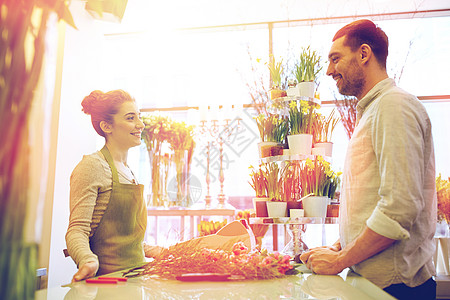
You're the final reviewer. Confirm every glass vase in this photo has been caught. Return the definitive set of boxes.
[148,148,165,207]
[168,149,189,207]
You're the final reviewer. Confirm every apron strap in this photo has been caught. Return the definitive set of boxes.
[100,146,119,183]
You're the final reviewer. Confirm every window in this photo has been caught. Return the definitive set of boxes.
[101,15,450,206]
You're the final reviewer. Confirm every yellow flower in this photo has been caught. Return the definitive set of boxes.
[289,101,297,110]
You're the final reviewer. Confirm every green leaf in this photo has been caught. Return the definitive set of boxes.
[85,0,104,18]
[58,2,77,29]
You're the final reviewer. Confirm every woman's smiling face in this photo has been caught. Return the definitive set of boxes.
[109,101,144,148]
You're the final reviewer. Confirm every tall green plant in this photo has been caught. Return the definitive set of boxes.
[0,1,79,299]
[263,163,285,201]
[249,165,268,198]
[288,101,314,135]
[313,109,340,143]
[255,114,289,143]
[267,54,284,88]
[300,156,340,197]
[294,46,322,83]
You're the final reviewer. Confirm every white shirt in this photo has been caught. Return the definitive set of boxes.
[339,78,437,288]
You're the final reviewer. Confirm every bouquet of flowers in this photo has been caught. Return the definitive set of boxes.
[167,121,196,206]
[133,241,294,280]
[142,114,173,206]
[436,174,450,223]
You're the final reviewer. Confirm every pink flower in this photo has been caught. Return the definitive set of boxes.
[232,242,249,256]
[281,255,290,264]
[262,256,274,265]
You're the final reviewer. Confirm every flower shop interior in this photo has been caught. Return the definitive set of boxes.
[3,0,450,299]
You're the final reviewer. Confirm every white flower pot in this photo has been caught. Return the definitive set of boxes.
[266,201,287,217]
[289,209,304,219]
[287,134,313,155]
[313,142,333,157]
[297,81,315,99]
[311,147,326,156]
[303,196,329,217]
[287,86,299,97]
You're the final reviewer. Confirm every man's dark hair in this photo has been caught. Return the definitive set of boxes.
[333,19,389,69]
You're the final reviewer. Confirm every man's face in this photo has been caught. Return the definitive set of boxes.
[326,36,366,99]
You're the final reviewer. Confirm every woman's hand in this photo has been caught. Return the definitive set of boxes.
[143,243,165,258]
[72,261,99,282]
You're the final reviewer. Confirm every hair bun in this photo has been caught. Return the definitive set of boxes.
[81,90,103,115]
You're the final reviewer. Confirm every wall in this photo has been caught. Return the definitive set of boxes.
[47,2,107,288]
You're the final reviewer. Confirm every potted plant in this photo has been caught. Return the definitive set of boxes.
[294,46,322,99]
[287,100,315,155]
[249,165,269,217]
[255,114,289,158]
[0,1,109,298]
[267,54,287,100]
[300,156,338,217]
[264,163,287,217]
[312,109,340,157]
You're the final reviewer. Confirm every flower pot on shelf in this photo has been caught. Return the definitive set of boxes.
[258,141,280,158]
[303,196,329,217]
[287,201,302,217]
[253,197,270,217]
[326,204,339,217]
[286,86,299,97]
[311,147,326,156]
[270,87,287,100]
[297,81,315,99]
[287,134,313,155]
[290,209,304,219]
[313,142,333,157]
[266,201,287,217]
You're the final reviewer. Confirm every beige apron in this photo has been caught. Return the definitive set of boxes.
[90,146,147,275]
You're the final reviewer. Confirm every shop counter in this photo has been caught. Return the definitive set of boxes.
[35,268,395,300]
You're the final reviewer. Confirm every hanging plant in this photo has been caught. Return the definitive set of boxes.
[0,1,102,299]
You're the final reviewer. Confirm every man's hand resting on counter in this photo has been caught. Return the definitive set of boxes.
[300,227,395,275]
[72,261,99,282]
[300,246,345,275]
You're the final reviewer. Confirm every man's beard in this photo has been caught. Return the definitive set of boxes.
[339,58,365,99]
